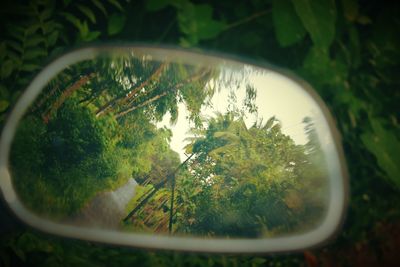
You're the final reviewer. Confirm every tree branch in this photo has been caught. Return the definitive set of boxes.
[42,73,96,123]
[95,62,168,117]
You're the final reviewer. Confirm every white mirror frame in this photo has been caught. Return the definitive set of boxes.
[0,45,348,253]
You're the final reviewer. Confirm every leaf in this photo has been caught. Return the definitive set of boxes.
[77,4,96,24]
[6,40,23,53]
[177,3,226,45]
[1,60,16,79]
[91,0,107,16]
[47,31,59,46]
[292,0,336,48]
[361,119,400,189]
[61,12,82,30]
[272,0,306,47]
[84,31,101,42]
[301,45,348,88]
[108,0,123,11]
[6,25,25,41]
[40,6,54,21]
[107,13,126,36]
[20,63,40,72]
[25,24,40,35]
[0,42,7,60]
[341,0,358,22]
[24,48,47,60]
[0,100,9,112]
[42,21,62,33]
[25,36,46,47]
[145,0,179,11]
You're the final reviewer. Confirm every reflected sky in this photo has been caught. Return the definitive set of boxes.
[158,68,320,161]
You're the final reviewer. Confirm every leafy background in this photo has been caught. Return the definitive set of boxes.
[0,0,399,266]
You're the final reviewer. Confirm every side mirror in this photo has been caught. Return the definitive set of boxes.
[0,46,348,253]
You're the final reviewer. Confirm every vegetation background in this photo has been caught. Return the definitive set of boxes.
[0,0,399,266]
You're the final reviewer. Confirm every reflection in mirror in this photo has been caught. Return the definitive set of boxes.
[10,49,330,239]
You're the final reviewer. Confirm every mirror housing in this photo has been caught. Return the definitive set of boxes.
[0,45,348,253]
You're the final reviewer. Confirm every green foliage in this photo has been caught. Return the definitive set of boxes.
[272,0,306,47]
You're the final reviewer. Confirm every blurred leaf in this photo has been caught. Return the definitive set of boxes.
[40,6,54,21]
[177,3,226,45]
[301,45,348,87]
[24,48,47,60]
[108,13,126,36]
[272,0,306,47]
[91,0,107,16]
[361,119,400,189]
[341,0,358,22]
[108,0,123,11]
[84,31,101,42]
[61,12,82,30]
[25,36,46,47]
[48,31,59,46]
[20,63,40,72]
[0,42,7,60]
[6,40,23,53]
[77,4,97,24]
[1,60,15,79]
[292,0,336,48]
[146,0,175,11]
[0,100,9,112]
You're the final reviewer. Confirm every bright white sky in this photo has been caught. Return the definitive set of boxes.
[158,69,320,161]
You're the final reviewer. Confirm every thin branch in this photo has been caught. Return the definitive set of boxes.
[95,62,168,117]
[224,9,271,31]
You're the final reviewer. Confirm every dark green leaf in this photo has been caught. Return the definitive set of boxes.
[107,13,126,36]
[292,0,336,48]
[1,60,16,79]
[84,31,101,42]
[361,119,400,189]
[20,63,40,72]
[108,0,123,11]
[47,31,59,46]
[6,40,23,53]
[24,48,47,60]
[272,0,306,47]
[91,0,107,16]
[26,24,40,35]
[40,6,54,21]
[77,4,97,24]
[0,100,9,112]
[25,36,46,47]
[61,12,82,30]
[0,42,7,60]
[341,0,358,22]
[145,0,179,11]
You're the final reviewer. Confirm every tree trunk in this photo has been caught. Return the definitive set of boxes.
[42,73,96,123]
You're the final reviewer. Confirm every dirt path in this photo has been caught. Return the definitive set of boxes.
[69,178,138,229]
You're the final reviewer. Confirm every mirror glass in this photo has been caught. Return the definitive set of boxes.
[9,48,333,239]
